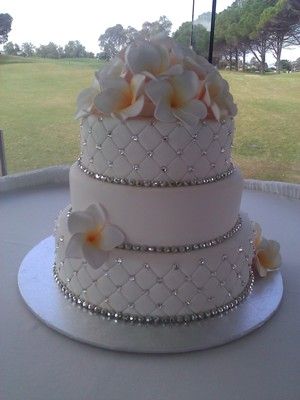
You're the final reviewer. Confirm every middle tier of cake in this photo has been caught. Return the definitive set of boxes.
[70,163,243,246]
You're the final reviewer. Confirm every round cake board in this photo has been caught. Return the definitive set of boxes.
[18,237,283,354]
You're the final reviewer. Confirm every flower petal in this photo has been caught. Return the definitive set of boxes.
[65,233,84,258]
[130,74,145,100]
[210,102,221,122]
[163,64,183,76]
[180,99,207,120]
[101,77,128,92]
[68,211,94,234]
[119,95,145,119]
[170,70,200,103]
[126,42,168,75]
[183,56,208,80]
[75,87,99,119]
[96,57,124,88]
[82,244,109,269]
[173,108,199,126]
[253,222,262,247]
[86,203,106,226]
[146,79,173,104]
[100,225,125,251]
[155,98,177,122]
[94,87,131,114]
[255,257,268,277]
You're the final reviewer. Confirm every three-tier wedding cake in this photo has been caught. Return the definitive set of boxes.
[53,36,280,324]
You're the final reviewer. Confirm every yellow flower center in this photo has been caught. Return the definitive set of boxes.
[85,227,102,248]
[257,250,273,268]
[117,89,133,110]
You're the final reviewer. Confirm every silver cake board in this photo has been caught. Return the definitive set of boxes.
[18,237,283,354]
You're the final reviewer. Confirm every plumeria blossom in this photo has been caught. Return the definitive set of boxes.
[65,204,125,269]
[75,35,238,123]
[253,222,262,248]
[199,71,237,121]
[95,57,127,88]
[75,57,127,120]
[252,222,281,277]
[125,40,183,79]
[146,70,207,125]
[75,78,100,119]
[93,74,146,120]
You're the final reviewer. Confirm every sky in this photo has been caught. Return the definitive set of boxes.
[1,0,300,63]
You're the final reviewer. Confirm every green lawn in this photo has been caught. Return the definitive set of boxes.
[1,55,300,183]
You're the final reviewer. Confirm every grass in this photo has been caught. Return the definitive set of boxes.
[1,55,300,183]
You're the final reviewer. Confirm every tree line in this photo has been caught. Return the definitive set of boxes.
[1,0,300,72]
[2,40,95,59]
[214,0,300,73]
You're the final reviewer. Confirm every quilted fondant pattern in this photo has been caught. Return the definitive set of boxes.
[80,116,234,182]
[54,208,254,317]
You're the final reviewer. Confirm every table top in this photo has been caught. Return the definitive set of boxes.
[1,179,300,400]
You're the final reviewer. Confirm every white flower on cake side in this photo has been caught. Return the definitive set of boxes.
[65,204,125,269]
[252,222,281,277]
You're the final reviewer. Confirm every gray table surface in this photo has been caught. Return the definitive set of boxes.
[1,181,300,400]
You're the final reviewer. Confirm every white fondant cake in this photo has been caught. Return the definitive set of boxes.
[54,36,256,323]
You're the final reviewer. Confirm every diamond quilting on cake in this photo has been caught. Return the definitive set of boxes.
[80,116,234,182]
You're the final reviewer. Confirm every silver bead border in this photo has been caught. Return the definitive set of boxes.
[53,264,254,325]
[66,208,242,254]
[77,158,235,188]
[117,217,242,253]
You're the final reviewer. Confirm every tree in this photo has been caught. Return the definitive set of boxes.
[3,41,20,55]
[98,17,172,59]
[0,13,13,44]
[98,24,127,59]
[238,0,279,74]
[249,56,268,71]
[261,0,300,72]
[292,57,300,71]
[173,22,210,57]
[36,42,61,58]
[140,15,172,39]
[279,59,292,71]
[124,26,138,44]
[64,40,87,58]
[21,42,35,57]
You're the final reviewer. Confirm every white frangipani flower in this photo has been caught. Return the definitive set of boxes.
[252,222,281,278]
[146,70,207,125]
[74,35,238,123]
[65,204,125,269]
[125,40,183,79]
[95,57,126,89]
[75,78,101,119]
[93,74,145,120]
[253,238,281,277]
[199,71,237,121]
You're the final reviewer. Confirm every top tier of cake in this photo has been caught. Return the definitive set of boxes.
[79,115,234,183]
[75,36,237,184]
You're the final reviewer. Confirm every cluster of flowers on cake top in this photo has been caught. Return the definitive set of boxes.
[252,222,281,278]
[76,35,237,126]
[65,204,124,269]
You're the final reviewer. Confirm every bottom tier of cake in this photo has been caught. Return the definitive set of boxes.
[54,207,254,321]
